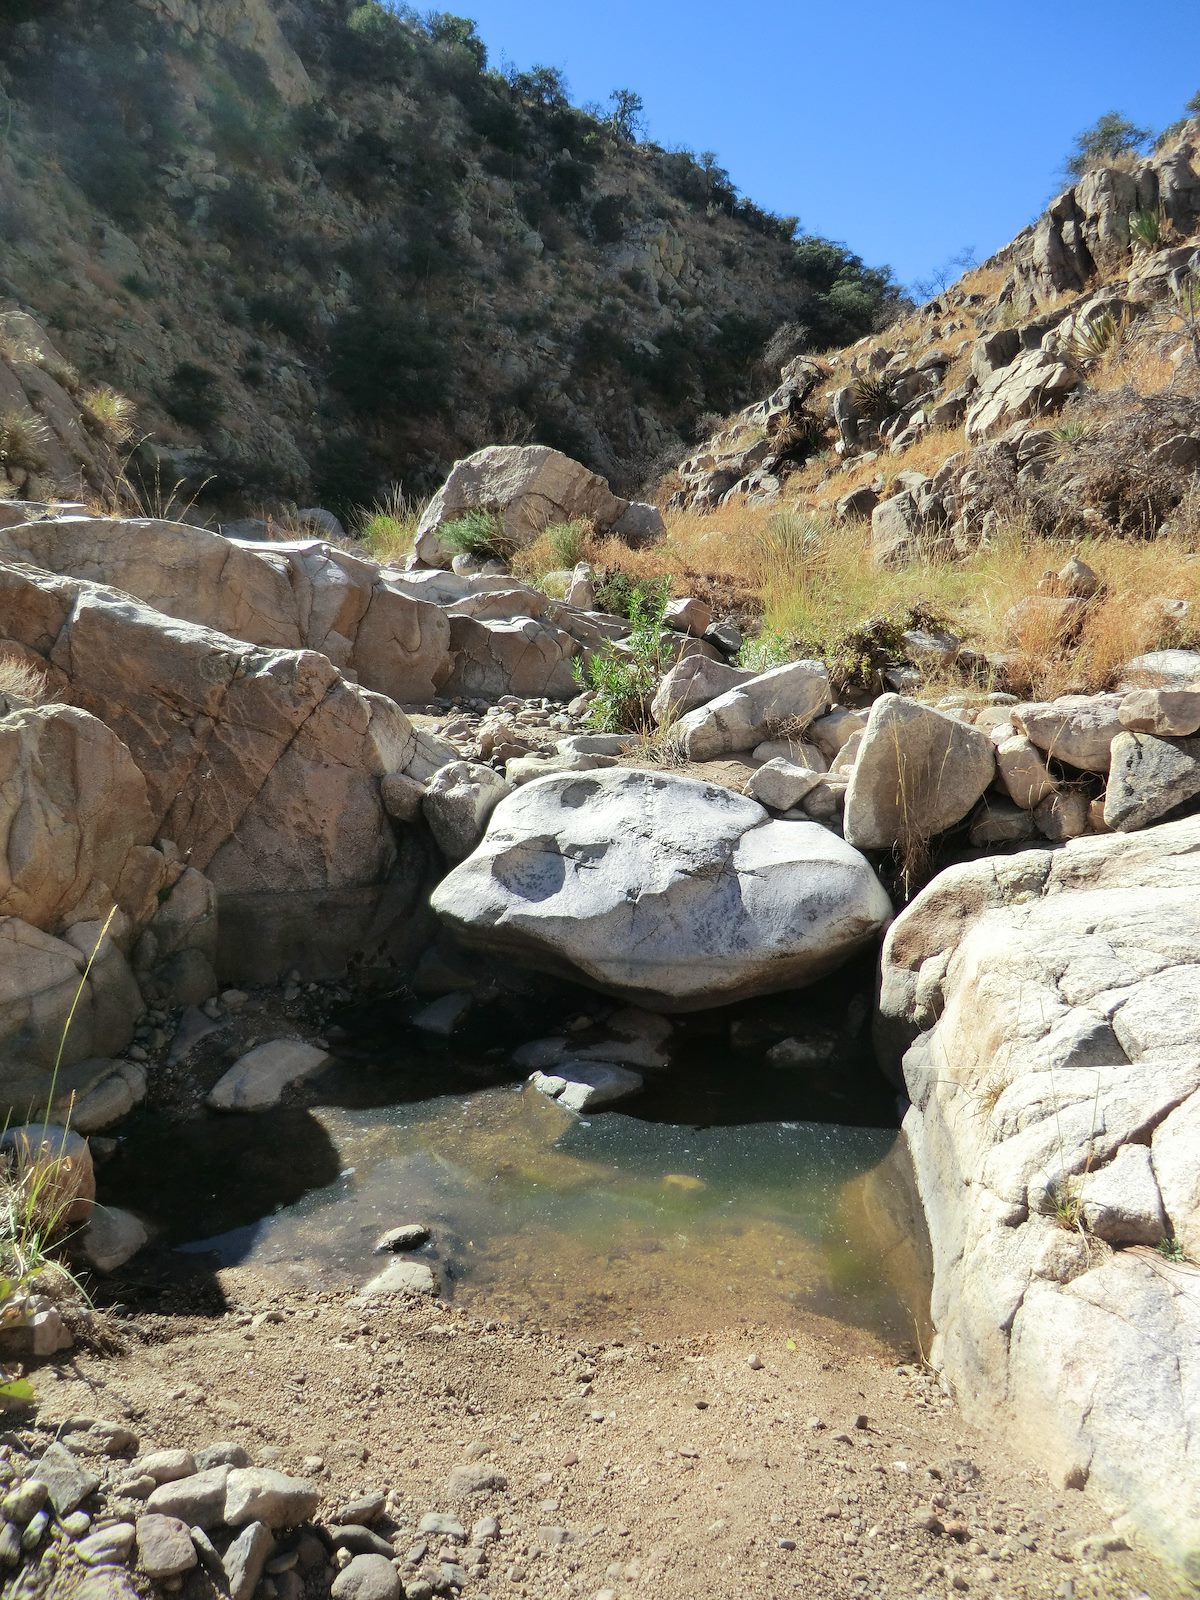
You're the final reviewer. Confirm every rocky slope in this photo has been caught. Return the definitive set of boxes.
[0,0,900,514]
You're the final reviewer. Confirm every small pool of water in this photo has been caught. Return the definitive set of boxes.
[102,974,932,1346]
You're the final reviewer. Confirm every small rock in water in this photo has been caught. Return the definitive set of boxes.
[373,1225,430,1254]
[411,992,472,1037]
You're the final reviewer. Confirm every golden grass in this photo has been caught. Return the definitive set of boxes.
[587,495,1200,702]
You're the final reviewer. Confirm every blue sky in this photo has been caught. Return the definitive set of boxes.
[457,0,1199,293]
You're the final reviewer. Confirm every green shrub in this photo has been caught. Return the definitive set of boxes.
[326,304,451,418]
[164,363,223,430]
[544,519,589,568]
[574,584,670,732]
[438,510,513,562]
[593,569,671,621]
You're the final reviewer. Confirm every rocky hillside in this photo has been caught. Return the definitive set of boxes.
[0,0,900,514]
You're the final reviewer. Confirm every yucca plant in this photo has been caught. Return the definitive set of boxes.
[1128,205,1167,253]
[851,372,896,422]
[1070,309,1132,364]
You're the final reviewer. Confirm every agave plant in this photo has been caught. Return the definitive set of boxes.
[1128,205,1168,253]
[1069,308,1133,364]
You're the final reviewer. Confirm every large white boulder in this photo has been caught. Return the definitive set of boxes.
[430,767,891,1010]
[878,816,1200,1579]
[675,661,829,762]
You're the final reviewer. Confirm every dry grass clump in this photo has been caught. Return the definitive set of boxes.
[355,485,423,563]
[82,385,135,443]
[0,654,50,704]
[0,406,49,474]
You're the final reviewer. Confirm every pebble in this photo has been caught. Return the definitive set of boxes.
[1,1481,46,1524]
[31,1441,100,1514]
[136,1450,197,1486]
[447,1463,507,1497]
[20,1510,49,1551]
[329,1525,394,1558]
[336,1491,386,1525]
[471,1515,499,1544]
[419,1514,464,1539]
[747,1354,763,1371]
[194,1442,252,1471]
[0,1523,20,1566]
[224,1519,275,1600]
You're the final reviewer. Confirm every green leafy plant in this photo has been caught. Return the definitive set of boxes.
[1157,1236,1186,1263]
[164,362,223,430]
[593,569,671,621]
[851,372,896,422]
[357,484,422,562]
[1069,308,1132,364]
[1129,205,1167,253]
[543,519,590,569]
[438,509,515,563]
[573,583,670,731]
[738,629,793,671]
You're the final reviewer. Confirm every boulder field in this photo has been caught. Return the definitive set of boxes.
[2,471,1200,1581]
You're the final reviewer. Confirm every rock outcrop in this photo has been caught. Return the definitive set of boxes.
[878,818,1200,1578]
[431,767,892,1010]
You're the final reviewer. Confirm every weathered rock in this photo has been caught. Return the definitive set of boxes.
[411,991,471,1036]
[224,1469,320,1531]
[1078,1144,1167,1245]
[358,1260,438,1298]
[224,1520,275,1600]
[1104,731,1200,831]
[650,655,755,724]
[877,817,1200,1577]
[1033,787,1091,841]
[206,1040,330,1112]
[743,759,825,812]
[1119,687,1200,737]
[807,708,868,762]
[77,1522,135,1566]
[79,1205,148,1272]
[994,734,1057,809]
[31,1442,100,1515]
[135,1514,197,1580]
[0,1124,94,1222]
[843,695,996,850]
[529,1061,643,1113]
[0,562,437,982]
[145,1467,230,1530]
[870,491,925,568]
[414,446,653,567]
[965,349,1080,442]
[441,613,578,700]
[968,798,1036,847]
[1121,649,1200,689]
[422,762,511,859]
[1015,695,1123,772]
[675,661,829,762]
[331,1553,401,1600]
[431,768,891,1010]
[663,597,711,637]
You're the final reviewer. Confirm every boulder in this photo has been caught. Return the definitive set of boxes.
[1121,649,1200,689]
[0,1123,94,1222]
[0,518,452,704]
[0,703,156,932]
[0,563,438,980]
[843,695,996,851]
[422,761,511,859]
[224,1469,320,1530]
[413,446,658,567]
[207,1040,331,1112]
[1104,731,1200,831]
[1119,687,1200,737]
[877,816,1200,1578]
[1014,694,1123,772]
[431,768,891,1011]
[994,733,1057,809]
[965,349,1080,442]
[743,759,825,812]
[650,655,756,724]
[441,614,578,700]
[663,597,711,637]
[675,661,829,762]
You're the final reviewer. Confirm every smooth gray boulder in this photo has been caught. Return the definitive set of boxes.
[1015,694,1123,772]
[430,768,891,1010]
[675,661,829,762]
[843,695,996,850]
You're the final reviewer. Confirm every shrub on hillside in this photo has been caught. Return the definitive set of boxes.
[164,363,223,431]
[326,305,452,418]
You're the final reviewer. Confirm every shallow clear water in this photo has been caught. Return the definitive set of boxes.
[103,972,932,1346]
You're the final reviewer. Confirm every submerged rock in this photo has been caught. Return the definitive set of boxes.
[430,767,891,1011]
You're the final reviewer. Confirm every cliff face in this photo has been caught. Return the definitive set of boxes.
[0,0,900,514]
